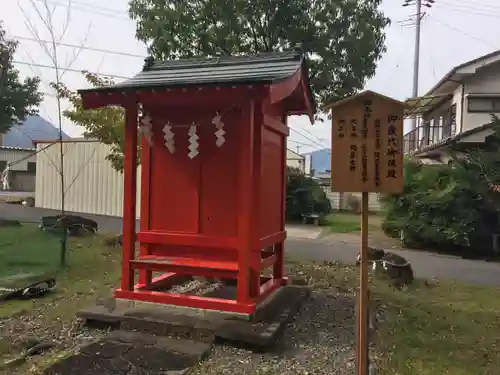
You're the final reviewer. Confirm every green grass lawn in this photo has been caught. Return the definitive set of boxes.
[0,224,63,288]
[324,212,382,233]
[0,231,121,370]
[0,231,121,318]
[375,280,500,375]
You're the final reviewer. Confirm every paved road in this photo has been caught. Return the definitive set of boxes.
[286,235,500,287]
[3,204,500,286]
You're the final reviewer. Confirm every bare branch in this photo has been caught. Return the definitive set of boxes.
[59,0,73,42]
[18,47,52,92]
[18,2,55,65]
[60,21,91,80]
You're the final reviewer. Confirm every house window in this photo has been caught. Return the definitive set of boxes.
[467,97,500,113]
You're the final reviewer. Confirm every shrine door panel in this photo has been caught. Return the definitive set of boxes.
[149,124,200,233]
[198,114,239,237]
[260,127,284,237]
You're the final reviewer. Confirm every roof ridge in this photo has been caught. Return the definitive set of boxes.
[144,50,301,72]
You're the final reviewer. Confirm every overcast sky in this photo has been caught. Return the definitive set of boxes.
[2,0,500,152]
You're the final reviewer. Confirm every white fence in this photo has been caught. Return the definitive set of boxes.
[324,189,382,212]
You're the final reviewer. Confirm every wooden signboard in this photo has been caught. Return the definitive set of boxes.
[324,90,407,375]
[327,90,405,194]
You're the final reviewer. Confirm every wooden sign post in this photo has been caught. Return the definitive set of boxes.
[324,90,405,375]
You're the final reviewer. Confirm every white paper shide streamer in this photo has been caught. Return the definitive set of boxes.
[188,124,199,159]
[162,123,175,154]
[212,113,226,147]
[140,115,153,145]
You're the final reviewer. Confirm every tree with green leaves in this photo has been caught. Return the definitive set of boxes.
[0,22,43,134]
[51,73,139,172]
[58,1,389,173]
[128,0,390,106]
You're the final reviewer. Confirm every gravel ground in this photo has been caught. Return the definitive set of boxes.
[0,262,361,375]
[192,290,357,375]
[0,305,108,374]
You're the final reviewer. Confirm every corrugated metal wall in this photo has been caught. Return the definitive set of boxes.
[35,140,383,218]
[35,141,141,218]
[12,174,35,191]
[0,148,36,171]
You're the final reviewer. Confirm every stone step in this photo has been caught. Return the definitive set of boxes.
[43,331,212,375]
[78,285,311,352]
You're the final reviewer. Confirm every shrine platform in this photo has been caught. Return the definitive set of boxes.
[77,283,310,351]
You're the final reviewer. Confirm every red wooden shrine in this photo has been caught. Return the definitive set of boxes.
[79,46,315,314]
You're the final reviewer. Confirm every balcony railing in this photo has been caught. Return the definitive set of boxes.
[404,124,456,154]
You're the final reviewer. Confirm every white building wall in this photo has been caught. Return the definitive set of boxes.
[452,87,463,133]
[286,149,304,171]
[325,190,381,212]
[0,147,36,171]
[35,141,141,218]
[462,65,500,132]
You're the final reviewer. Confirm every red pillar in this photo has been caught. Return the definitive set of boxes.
[138,135,152,287]
[274,115,287,280]
[237,100,259,304]
[121,103,138,291]
[249,101,263,298]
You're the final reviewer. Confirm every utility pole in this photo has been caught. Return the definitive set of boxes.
[403,0,434,130]
[0,40,8,97]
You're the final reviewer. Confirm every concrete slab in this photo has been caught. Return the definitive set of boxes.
[43,331,211,375]
[78,285,311,351]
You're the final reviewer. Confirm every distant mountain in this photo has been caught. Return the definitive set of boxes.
[3,115,70,148]
[303,148,331,174]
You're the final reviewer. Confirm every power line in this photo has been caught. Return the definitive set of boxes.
[433,2,500,19]
[7,143,56,168]
[423,29,437,81]
[441,0,500,12]
[21,0,130,21]
[12,60,130,79]
[296,125,329,147]
[287,139,318,149]
[430,17,497,49]
[13,35,145,59]
[289,127,329,150]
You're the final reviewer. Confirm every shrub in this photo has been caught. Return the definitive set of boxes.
[380,117,500,256]
[285,167,331,222]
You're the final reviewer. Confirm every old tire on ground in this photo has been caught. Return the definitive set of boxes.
[0,219,22,227]
[40,215,98,237]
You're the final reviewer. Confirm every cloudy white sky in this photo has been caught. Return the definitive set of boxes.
[2,0,500,153]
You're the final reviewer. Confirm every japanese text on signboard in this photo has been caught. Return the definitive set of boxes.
[330,93,404,193]
[387,115,399,179]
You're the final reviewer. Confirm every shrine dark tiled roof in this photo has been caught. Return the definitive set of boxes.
[87,49,305,92]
